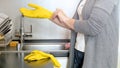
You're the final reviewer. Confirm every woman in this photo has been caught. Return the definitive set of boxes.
[50,0,119,68]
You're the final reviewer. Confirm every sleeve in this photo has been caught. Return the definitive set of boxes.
[74,0,116,36]
[73,10,79,19]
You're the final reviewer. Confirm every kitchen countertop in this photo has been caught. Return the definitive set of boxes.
[0,46,55,68]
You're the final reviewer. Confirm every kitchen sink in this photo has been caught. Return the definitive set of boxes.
[22,43,66,51]
[21,43,69,57]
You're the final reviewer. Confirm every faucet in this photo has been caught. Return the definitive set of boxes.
[20,15,24,50]
[17,15,33,50]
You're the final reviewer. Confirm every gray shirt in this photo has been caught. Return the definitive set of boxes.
[73,0,119,68]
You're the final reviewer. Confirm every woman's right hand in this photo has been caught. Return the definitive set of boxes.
[65,43,71,50]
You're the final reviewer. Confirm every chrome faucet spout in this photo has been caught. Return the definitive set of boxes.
[20,15,24,50]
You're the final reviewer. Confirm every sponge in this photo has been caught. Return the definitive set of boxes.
[9,41,19,47]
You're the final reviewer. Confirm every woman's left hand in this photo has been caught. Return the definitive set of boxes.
[50,9,75,30]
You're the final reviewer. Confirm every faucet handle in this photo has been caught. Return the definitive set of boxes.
[15,29,20,37]
[24,25,32,37]
[15,25,32,37]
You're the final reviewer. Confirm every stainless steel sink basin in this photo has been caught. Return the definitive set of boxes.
[22,43,66,51]
[21,43,69,57]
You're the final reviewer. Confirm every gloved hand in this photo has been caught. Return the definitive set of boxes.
[20,3,53,19]
[24,50,61,68]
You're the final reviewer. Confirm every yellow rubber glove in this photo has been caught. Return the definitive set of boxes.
[25,59,50,67]
[20,3,53,19]
[24,50,61,68]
